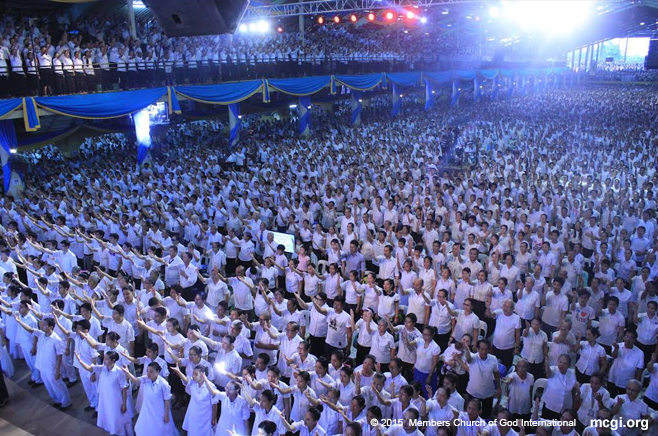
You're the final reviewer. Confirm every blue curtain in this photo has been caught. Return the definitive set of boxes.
[474,76,482,102]
[351,91,363,126]
[479,69,498,80]
[0,99,22,120]
[424,81,434,111]
[492,75,499,100]
[176,81,264,104]
[268,76,332,96]
[36,87,168,119]
[335,73,384,91]
[451,81,460,106]
[424,71,452,84]
[392,83,401,117]
[23,97,40,131]
[0,120,18,192]
[454,71,477,81]
[298,96,311,136]
[167,87,181,114]
[387,72,421,87]
[228,103,241,147]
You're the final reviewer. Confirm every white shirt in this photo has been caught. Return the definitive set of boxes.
[608,344,644,388]
[326,309,350,348]
[491,310,521,350]
[466,353,498,399]
[576,341,607,375]
[521,329,548,364]
[415,340,441,373]
[542,367,576,413]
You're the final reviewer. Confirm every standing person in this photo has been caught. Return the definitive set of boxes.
[462,339,501,419]
[14,315,71,409]
[170,364,216,436]
[203,377,250,436]
[120,362,179,436]
[75,350,133,436]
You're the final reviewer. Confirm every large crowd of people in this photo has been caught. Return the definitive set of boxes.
[0,7,490,98]
[0,76,658,436]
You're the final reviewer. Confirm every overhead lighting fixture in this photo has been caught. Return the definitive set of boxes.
[442,10,449,15]
[406,11,415,19]
[420,17,427,24]
[368,13,375,21]
[334,15,341,23]
[239,24,247,32]
[318,16,324,24]
[350,14,358,23]
[386,12,394,20]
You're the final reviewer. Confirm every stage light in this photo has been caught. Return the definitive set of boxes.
[248,22,257,31]
[641,22,646,25]
[318,16,324,24]
[386,12,394,20]
[289,104,297,109]
[502,1,592,35]
[441,10,449,15]
[406,11,415,19]
[256,20,269,32]
[10,148,17,154]
[489,6,499,17]
[466,15,472,20]
[277,26,283,33]
[239,24,247,32]
[420,17,427,24]
[368,13,375,21]
[334,15,340,23]
[350,14,358,22]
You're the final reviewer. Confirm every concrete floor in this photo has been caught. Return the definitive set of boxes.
[0,358,190,436]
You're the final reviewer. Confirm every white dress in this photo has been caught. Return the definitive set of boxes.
[94,365,133,436]
[134,376,179,436]
[214,391,250,436]
[183,379,215,436]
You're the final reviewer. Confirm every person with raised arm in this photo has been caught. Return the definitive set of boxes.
[118,362,179,436]
[75,350,133,436]
[14,314,71,409]
[170,364,217,436]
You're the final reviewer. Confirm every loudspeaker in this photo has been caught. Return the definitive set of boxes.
[144,0,250,36]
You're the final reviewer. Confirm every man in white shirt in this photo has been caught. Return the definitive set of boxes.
[489,300,521,369]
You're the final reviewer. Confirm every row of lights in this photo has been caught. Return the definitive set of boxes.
[317,11,427,25]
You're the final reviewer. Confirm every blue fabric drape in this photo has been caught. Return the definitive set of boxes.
[351,91,363,126]
[23,97,40,131]
[424,81,434,111]
[392,83,401,117]
[334,73,384,91]
[0,99,22,121]
[167,87,181,114]
[228,103,241,147]
[479,69,498,80]
[451,81,460,107]
[454,71,477,81]
[387,72,421,87]
[298,96,311,136]
[474,76,482,102]
[267,76,332,96]
[0,120,18,192]
[176,81,264,105]
[492,75,499,101]
[424,71,452,84]
[37,87,168,119]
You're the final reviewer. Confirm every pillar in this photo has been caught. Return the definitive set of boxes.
[127,0,137,38]
[299,15,305,42]
[577,47,583,71]
[624,38,629,63]
[596,43,601,63]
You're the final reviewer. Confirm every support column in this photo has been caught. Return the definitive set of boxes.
[127,0,137,38]
[624,38,629,63]
[570,51,575,69]
[299,15,305,42]
[596,43,601,64]
[577,47,583,71]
